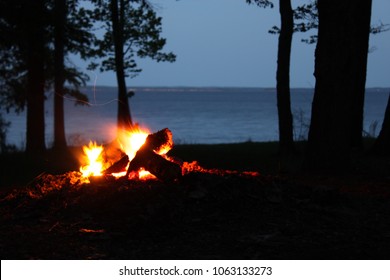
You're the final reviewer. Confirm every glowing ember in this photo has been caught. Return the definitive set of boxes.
[128,168,156,180]
[80,141,105,177]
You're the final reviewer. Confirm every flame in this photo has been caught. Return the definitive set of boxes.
[79,126,153,180]
[127,168,156,180]
[80,141,105,177]
[117,127,149,161]
[117,127,155,179]
[78,127,260,183]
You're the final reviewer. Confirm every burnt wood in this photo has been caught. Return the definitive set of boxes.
[142,128,173,153]
[126,128,182,181]
[103,154,129,175]
[128,149,182,181]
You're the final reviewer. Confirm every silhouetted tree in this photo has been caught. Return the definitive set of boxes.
[293,1,388,46]
[372,93,390,155]
[293,1,387,149]
[25,0,47,154]
[275,0,294,155]
[0,2,27,113]
[111,0,133,131]
[304,0,372,173]
[0,113,10,153]
[54,0,67,150]
[248,0,296,155]
[0,0,47,153]
[1,0,93,152]
[89,0,176,131]
[52,0,96,150]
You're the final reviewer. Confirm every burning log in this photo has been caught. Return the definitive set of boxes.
[103,154,129,175]
[142,127,174,154]
[126,128,182,181]
[128,149,182,182]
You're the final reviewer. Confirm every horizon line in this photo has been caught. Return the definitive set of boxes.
[84,85,390,90]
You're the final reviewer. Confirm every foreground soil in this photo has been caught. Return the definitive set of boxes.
[1,168,390,259]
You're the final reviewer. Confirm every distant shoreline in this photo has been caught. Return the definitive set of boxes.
[2,86,389,149]
[83,85,390,93]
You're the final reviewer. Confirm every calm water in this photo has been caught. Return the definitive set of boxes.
[2,87,389,148]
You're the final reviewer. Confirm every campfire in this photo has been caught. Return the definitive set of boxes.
[79,127,200,183]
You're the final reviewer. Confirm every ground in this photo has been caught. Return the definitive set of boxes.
[1,142,390,259]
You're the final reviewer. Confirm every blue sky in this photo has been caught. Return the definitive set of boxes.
[81,0,390,88]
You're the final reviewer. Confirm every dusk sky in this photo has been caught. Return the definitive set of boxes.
[81,0,390,88]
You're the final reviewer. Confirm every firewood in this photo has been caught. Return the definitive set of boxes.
[142,128,173,154]
[127,149,182,182]
[125,128,181,181]
[103,154,129,175]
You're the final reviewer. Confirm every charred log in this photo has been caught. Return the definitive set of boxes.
[103,154,129,175]
[128,149,182,181]
[126,128,181,181]
[142,128,173,154]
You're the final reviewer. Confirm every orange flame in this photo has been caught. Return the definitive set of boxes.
[117,127,149,161]
[79,126,153,180]
[79,141,105,177]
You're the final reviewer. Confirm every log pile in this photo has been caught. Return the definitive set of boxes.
[100,128,182,182]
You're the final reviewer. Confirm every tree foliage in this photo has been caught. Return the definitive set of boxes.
[267,0,318,44]
[0,0,30,112]
[88,0,176,130]
[292,0,318,44]
[245,0,274,8]
[0,0,98,151]
[0,0,94,113]
[268,0,388,45]
[89,0,176,77]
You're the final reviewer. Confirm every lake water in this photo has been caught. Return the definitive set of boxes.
[2,86,389,148]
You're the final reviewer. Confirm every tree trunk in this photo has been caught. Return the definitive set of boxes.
[303,0,372,173]
[25,0,46,154]
[372,93,390,155]
[111,0,133,132]
[349,0,372,148]
[276,0,295,155]
[53,0,67,150]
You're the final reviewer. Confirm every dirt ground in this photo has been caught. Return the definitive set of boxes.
[1,168,390,260]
